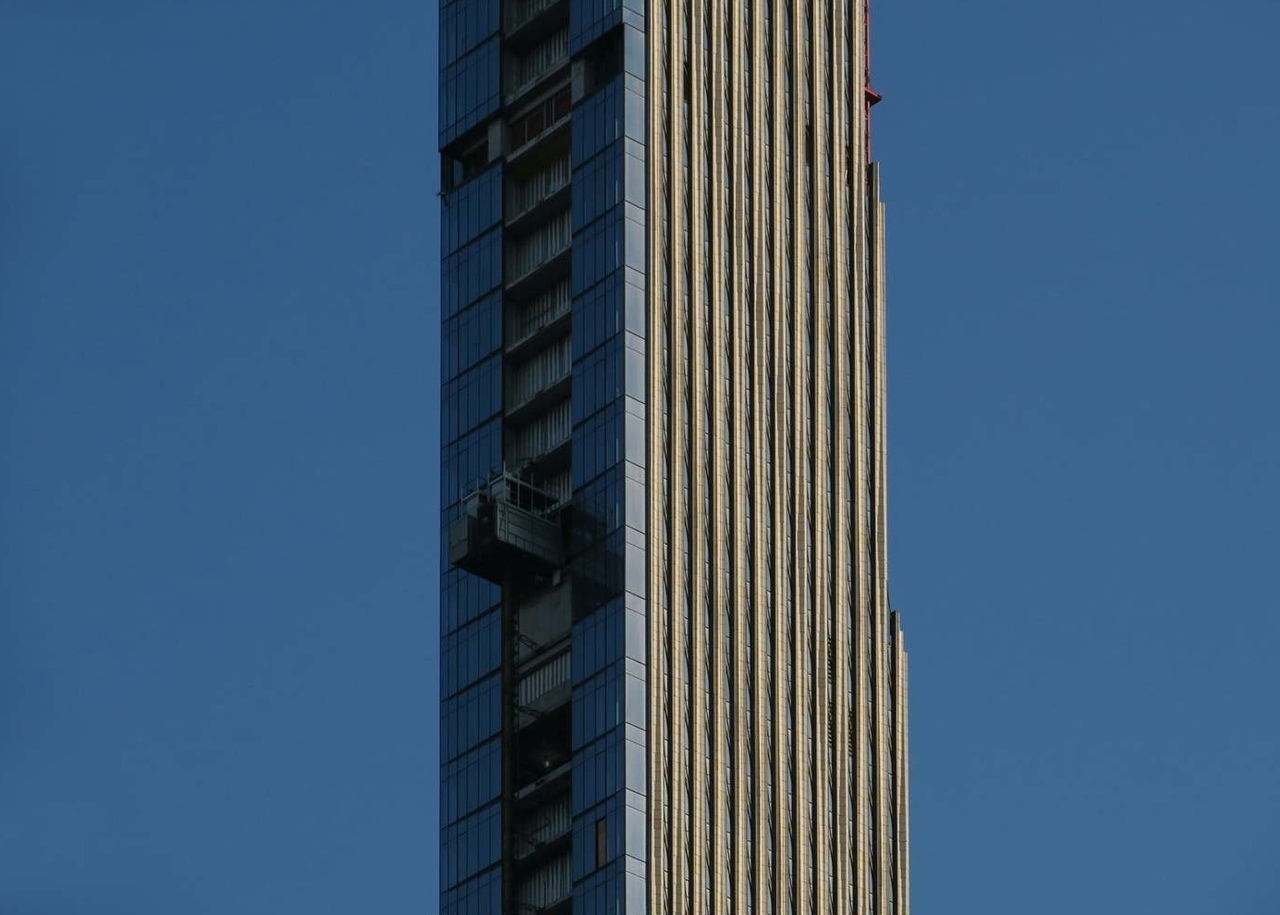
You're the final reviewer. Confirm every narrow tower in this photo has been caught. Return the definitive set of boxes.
[440,1,908,912]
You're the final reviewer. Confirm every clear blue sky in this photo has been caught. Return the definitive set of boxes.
[1,2,1276,913]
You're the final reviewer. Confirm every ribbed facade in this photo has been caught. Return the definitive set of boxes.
[440,0,907,912]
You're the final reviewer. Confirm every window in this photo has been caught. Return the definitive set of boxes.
[440,37,501,145]
[595,816,608,869]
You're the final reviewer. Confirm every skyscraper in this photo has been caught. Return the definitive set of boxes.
[439,0,908,912]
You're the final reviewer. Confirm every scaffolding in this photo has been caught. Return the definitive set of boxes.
[448,469,566,583]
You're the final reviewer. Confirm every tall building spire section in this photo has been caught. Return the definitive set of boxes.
[440,1,909,912]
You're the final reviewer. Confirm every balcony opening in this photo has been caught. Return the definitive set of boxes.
[508,84,572,154]
[441,135,489,192]
[506,27,569,104]
[514,701,571,790]
[505,0,568,41]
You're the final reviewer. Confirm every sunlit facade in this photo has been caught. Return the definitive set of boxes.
[439,0,909,912]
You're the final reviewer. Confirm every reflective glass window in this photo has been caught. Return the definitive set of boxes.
[441,293,502,384]
[441,608,501,698]
[440,0,500,68]
[440,673,501,761]
[441,355,501,444]
[441,738,502,824]
[442,165,502,256]
[440,802,502,889]
[440,37,501,146]
[442,228,502,319]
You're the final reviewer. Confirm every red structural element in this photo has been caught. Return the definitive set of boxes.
[864,0,877,159]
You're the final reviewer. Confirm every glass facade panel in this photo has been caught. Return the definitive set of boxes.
[442,165,502,256]
[439,37,501,147]
[440,0,500,68]
[441,738,502,824]
[440,673,501,762]
[441,868,501,915]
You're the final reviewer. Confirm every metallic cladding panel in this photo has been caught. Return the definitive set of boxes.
[645,1,909,913]
[566,12,650,913]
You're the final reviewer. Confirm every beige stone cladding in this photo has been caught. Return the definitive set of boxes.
[646,1,909,913]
